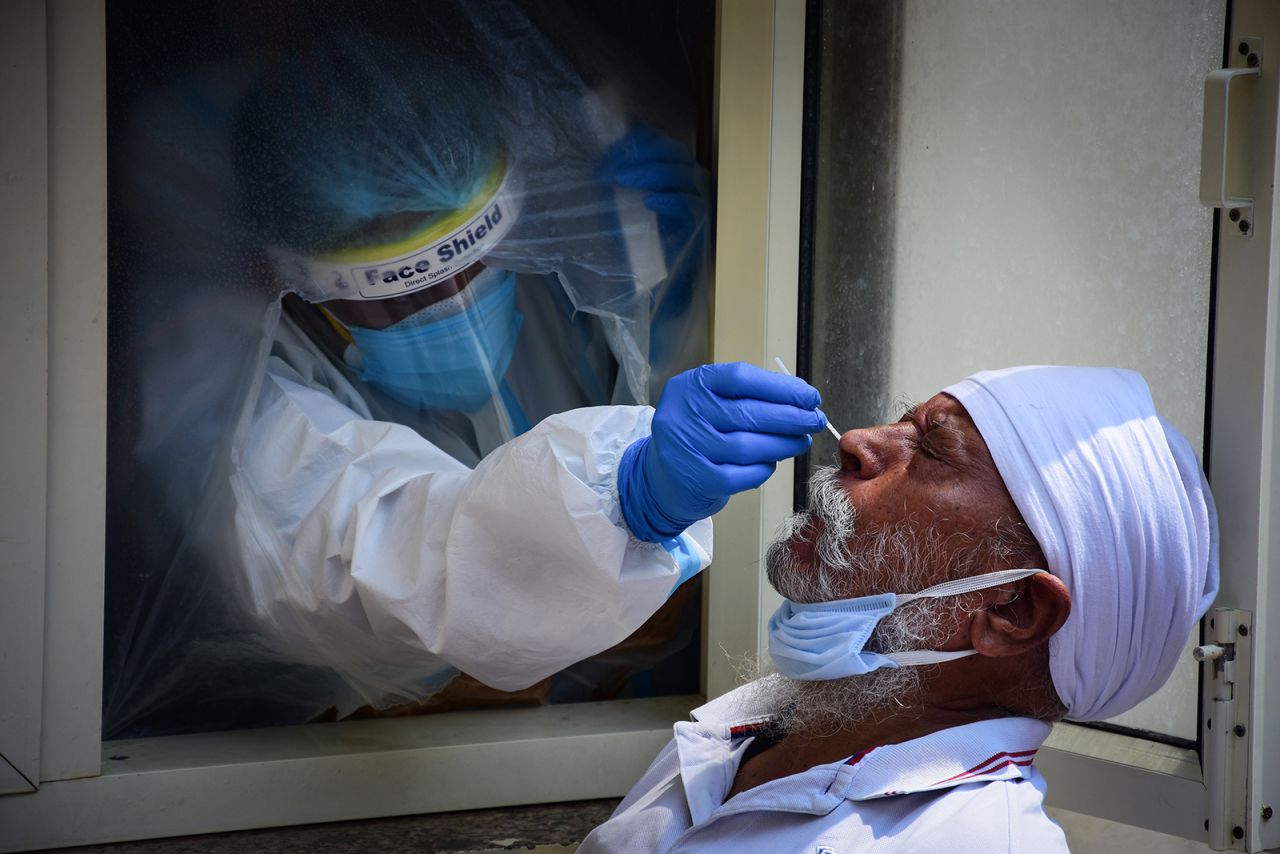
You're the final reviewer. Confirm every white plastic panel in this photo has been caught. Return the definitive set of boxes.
[0,0,49,795]
[706,0,804,698]
[42,0,108,782]
[809,0,1224,740]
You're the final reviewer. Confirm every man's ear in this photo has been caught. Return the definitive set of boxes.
[969,572,1071,658]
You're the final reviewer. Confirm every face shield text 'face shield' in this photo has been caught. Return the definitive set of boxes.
[268,156,519,319]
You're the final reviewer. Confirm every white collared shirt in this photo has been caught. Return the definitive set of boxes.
[580,680,1070,853]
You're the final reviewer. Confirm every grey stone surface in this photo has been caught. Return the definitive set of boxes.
[56,800,620,853]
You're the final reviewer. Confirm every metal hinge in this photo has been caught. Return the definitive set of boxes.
[1195,608,1253,850]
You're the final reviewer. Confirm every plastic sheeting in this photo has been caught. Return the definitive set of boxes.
[104,0,713,737]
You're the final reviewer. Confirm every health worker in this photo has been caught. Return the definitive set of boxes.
[225,29,828,714]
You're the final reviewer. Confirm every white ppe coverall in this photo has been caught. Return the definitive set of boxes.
[231,294,710,702]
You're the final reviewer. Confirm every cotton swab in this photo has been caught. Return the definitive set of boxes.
[773,356,842,440]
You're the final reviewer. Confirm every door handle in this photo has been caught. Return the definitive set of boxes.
[1201,42,1262,235]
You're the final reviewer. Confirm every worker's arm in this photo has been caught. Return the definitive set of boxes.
[229,313,711,695]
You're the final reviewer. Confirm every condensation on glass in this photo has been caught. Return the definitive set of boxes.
[807,0,1224,739]
[103,0,713,738]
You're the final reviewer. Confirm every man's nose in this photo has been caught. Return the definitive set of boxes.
[838,423,913,479]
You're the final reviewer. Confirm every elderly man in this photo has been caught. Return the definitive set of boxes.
[579,365,1219,853]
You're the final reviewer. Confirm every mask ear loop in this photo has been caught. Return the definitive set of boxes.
[894,567,1047,605]
[884,568,1048,668]
[886,649,980,666]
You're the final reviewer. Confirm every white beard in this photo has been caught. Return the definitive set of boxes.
[759,465,1035,735]
[748,588,948,736]
[765,466,949,604]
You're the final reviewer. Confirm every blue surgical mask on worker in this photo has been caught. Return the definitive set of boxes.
[346,268,524,413]
[767,568,1046,681]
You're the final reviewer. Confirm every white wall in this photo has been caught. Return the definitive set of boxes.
[886,0,1223,743]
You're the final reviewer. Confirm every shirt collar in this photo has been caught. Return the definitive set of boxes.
[689,679,1054,803]
[831,715,1052,800]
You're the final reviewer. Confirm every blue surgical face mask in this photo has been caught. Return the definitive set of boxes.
[345,268,523,413]
[767,568,1046,681]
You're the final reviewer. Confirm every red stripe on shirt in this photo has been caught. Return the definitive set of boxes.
[845,746,877,766]
[929,749,1038,786]
[943,757,1037,785]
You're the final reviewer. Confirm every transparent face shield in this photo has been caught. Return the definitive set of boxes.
[322,262,487,331]
[267,157,527,415]
[267,156,519,311]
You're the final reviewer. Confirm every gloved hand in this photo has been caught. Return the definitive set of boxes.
[618,362,827,543]
[599,127,708,377]
[598,127,706,260]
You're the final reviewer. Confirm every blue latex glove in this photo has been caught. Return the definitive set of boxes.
[599,127,708,372]
[598,127,702,213]
[598,127,706,261]
[618,363,827,543]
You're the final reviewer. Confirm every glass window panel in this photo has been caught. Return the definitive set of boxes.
[807,0,1224,739]
[104,0,713,738]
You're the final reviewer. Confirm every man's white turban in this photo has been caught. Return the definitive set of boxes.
[944,366,1219,722]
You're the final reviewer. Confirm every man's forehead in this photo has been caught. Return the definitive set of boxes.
[922,391,1003,477]
[896,392,980,437]
[916,391,974,422]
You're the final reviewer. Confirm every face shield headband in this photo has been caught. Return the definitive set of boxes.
[267,157,521,304]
